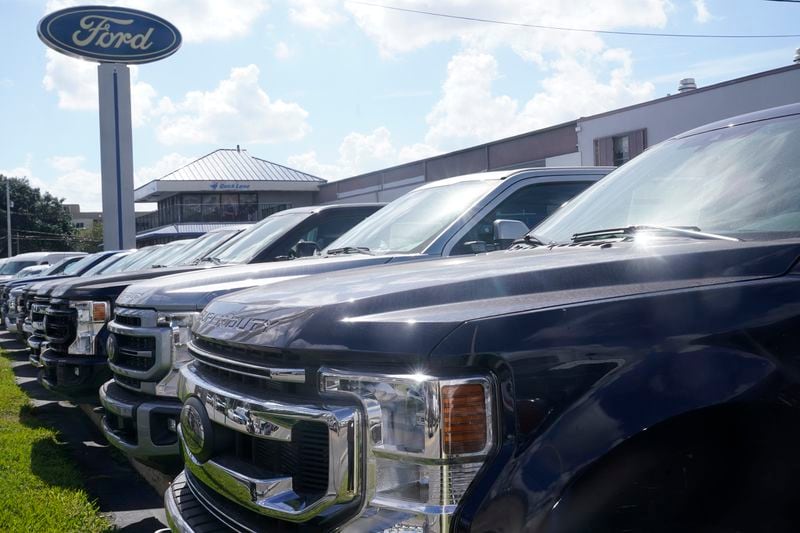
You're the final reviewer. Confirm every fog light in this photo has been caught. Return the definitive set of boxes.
[167,418,177,433]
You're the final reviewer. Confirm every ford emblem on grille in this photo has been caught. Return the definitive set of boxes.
[181,397,214,462]
[105,333,118,362]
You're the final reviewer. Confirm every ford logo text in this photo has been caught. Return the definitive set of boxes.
[37,6,181,64]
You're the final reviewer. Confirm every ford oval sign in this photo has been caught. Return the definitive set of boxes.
[37,5,181,64]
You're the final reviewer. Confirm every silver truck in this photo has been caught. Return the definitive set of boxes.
[99,166,611,465]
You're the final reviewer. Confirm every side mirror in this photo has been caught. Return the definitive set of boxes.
[493,219,529,241]
[291,240,320,258]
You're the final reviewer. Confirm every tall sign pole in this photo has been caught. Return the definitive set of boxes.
[98,63,135,249]
[37,6,181,250]
[5,180,11,258]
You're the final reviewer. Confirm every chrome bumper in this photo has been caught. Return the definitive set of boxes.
[99,379,180,458]
[107,308,173,393]
[177,362,360,524]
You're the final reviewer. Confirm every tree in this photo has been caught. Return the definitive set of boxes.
[75,221,104,253]
[0,175,77,257]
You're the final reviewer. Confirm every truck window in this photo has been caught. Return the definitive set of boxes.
[451,181,593,255]
[264,212,374,260]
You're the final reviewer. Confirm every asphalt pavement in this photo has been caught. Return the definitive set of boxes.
[0,331,169,532]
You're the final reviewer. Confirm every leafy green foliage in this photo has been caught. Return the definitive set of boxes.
[0,175,77,256]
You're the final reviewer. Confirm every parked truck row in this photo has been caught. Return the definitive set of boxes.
[7,104,800,532]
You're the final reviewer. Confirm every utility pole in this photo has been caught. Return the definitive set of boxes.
[5,179,11,258]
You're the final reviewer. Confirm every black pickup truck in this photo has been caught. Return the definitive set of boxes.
[100,167,607,466]
[165,104,800,533]
[38,204,381,397]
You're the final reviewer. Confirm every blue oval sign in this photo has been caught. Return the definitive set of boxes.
[37,5,181,64]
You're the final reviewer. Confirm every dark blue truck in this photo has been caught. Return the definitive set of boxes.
[165,104,800,532]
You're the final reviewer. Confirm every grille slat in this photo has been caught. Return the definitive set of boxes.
[111,334,156,371]
[115,315,141,327]
[227,421,329,498]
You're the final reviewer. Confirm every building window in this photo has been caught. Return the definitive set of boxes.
[182,194,202,222]
[594,129,647,166]
[613,135,630,166]
[74,222,85,229]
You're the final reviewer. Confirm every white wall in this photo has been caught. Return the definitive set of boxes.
[577,66,800,164]
[545,152,581,167]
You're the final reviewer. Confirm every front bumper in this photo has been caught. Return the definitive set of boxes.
[165,470,229,533]
[27,335,47,367]
[99,379,180,459]
[39,349,111,397]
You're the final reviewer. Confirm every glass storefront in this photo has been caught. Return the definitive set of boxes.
[139,193,292,230]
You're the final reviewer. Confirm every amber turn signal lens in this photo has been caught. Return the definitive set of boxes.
[442,383,487,455]
[92,302,107,322]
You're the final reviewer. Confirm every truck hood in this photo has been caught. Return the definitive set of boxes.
[49,265,210,300]
[115,255,407,311]
[194,239,800,357]
[5,274,78,293]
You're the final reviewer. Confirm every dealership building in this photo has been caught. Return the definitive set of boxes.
[135,62,800,243]
[134,147,324,244]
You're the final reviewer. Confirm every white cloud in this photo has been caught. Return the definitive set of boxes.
[422,49,653,150]
[134,152,194,187]
[6,157,104,210]
[288,127,438,180]
[155,64,311,145]
[288,0,345,29]
[345,1,670,57]
[275,41,292,60]
[42,50,159,127]
[48,155,86,172]
[692,0,712,23]
[42,50,96,111]
[45,0,269,43]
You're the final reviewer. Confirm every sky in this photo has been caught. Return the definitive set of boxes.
[0,0,798,211]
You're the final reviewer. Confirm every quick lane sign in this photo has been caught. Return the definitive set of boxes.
[37,5,181,64]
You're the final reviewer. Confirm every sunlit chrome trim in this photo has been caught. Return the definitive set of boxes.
[188,340,305,383]
[178,362,360,522]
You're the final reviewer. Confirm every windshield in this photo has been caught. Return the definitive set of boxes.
[96,251,154,274]
[534,113,800,244]
[145,240,193,268]
[81,253,125,276]
[167,230,240,266]
[14,267,46,279]
[211,212,309,264]
[110,246,165,272]
[326,180,498,254]
[60,254,99,276]
[0,260,37,275]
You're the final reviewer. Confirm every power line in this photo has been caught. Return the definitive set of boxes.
[348,1,800,39]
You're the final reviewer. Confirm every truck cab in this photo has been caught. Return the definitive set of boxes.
[37,204,382,397]
[165,104,800,532]
[100,167,609,465]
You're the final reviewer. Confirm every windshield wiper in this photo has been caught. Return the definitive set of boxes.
[510,234,549,249]
[325,246,373,256]
[572,225,741,243]
[195,256,223,265]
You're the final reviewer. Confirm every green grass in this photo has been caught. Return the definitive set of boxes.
[0,352,111,533]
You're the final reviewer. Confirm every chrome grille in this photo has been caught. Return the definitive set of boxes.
[111,334,156,370]
[114,314,141,327]
[178,362,360,524]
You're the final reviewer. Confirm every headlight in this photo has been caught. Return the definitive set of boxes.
[322,371,494,532]
[157,312,198,368]
[155,312,199,397]
[69,300,110,355]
